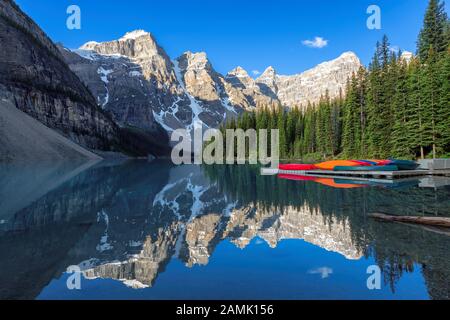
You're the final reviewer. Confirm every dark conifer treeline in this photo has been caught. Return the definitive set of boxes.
[223,0,449,160]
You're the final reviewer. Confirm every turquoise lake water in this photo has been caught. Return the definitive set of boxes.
[0,160,448,300]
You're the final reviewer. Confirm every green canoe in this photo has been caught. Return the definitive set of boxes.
[388,159,419,170]
[333,165,399,172]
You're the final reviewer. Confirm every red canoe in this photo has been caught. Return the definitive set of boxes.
[278,164,317,171]
[278,174,318,181]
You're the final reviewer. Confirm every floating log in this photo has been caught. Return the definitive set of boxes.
[419,225,450,236]
[369,213,450,228]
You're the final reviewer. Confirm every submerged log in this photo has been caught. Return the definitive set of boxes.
[369,213,450,228]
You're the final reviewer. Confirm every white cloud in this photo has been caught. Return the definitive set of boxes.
[308,267,333,279]
[389,45,400,53]
[252,70,260,76]
[302,36,328,49]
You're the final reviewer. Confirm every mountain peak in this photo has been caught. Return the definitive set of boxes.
[273,51,361,108]
[120,30,151,41]
[400,51,414,63]
[79,41,99,51]
[227,66,250,79]
[183,51,208,60]
[256,66,277,82]
[329,51,361,66]
[338,51,358,59]
[178,51,211,71]
[78,29,163,60]
[80,30,153,50]
[263,66,276,74]
[303,51,361,75]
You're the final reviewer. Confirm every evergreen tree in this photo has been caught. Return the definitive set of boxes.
[356,67,368,157]
[342,75,358,157]
[366,47,383,158]
[422,48,442,157]
[366,36,396,158]
[418,0,448,60]
[391,58,412,158]
[405,57,427,158]
[379,36,391,68]
[277,109,287,158]
[438,48,450,153]
[286,109,296,156]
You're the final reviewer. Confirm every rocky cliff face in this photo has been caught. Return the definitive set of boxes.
[72,31,194,132]
[0,0,121,151]
[59,47,167,134]
[225,66,279,108]
[67,30,360,133]
[67,31,245,132]
[256,52,362,110]
[0,2,169,158]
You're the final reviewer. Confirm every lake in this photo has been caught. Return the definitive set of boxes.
[0,160,449,300]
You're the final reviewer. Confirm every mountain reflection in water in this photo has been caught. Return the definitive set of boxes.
[0,161,449,300]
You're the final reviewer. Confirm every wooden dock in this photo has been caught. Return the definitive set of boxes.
[262,168,450,180]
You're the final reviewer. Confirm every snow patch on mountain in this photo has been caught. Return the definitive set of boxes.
[96,210,113,252]
[172,59,207,131]
[121,30,150,41]
[97,67,112,83]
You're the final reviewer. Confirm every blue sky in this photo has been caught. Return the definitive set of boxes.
[14,0,448,76]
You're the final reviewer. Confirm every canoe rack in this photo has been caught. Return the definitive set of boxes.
[262,168,450,181]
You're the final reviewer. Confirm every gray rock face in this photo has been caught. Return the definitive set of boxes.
[59,48,163,133]
[0,0,121,151]
[225,66,279,109]
[256,66,279,99]
[76,31,194,131]
[175,51,241,129]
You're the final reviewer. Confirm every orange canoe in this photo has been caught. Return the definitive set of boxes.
[315,160,362,171]
[314,178,366,189]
